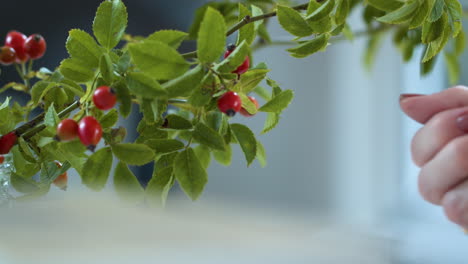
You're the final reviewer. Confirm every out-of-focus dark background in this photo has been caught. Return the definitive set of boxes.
[1,1,468,263]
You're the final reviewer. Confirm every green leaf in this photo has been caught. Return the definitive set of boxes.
[422,15,451,62]
[164,114,193,130]
[99,108,119,128]
[174,148,208,201]
[306,0,335,21]
[445,0,463,37]
[113,81,132,118]
[128,40,189,80]
[364,31,384,70]
[10,172,39,193]
[428,0,445,22]
[258,90,294,113]
[146,166,174,207]
[59,58,95,83]
[44,104,60,128]
[114,162,145,203]
[455,30,466,55]
[188,73,215,107]
[309,15,333,34]
[145,139,185,154]
[126,72,167,99]
[197,7,227,63]
[335,0,350,25]
[444,51,460,84]
[238,93,258,115]
[421,47,439,75]
[277,5,313,37]
[367,0,403,12]
[232,69,269,93]
[194,145,211,169]
[213,144,232,166]
[251,5,264,31]
[40,161,71,184]
[230,123,257,166]
[237,3,256,45]
[253,86,271,101]
[256,140,267,168]
[409,0,435,29]
[65,29,102,68]
[193,122,226,151]
[99,53,114,84]
[376,1,419,24]
[111,143,155,166]
[163,65,204,98]
[147,30,188,49]
[93,0,128,50]
[17,138,36,164]
[215,41,250,73]
[262,113,280,134]
[287,34,330,58]
[81,147,113,191]
[422,13,447,43]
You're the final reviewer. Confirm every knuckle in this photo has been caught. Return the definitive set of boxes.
[417,170,440,205]
[442,191,468,226]
[449,136,468,172]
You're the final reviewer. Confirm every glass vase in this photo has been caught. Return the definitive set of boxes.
[0,154,14,207]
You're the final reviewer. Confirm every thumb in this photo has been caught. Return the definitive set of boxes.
[400,86,468,124]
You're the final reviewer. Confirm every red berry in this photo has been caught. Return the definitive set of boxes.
[24,34,46,60]
[240,96,259,117]
[0,132,17,155]
[0,46,16,65]
[0,156,4,164]
[224,44,250,75]
[56,119,79,141]
[93,86,117,110]
[217,91,242,117]
[78,116,102,151]
[5,31,28,63]
[53,162,68,191]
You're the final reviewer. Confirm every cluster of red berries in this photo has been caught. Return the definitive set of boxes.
[56,86,117,151]
[0,31,46,65]
[217,44,259,117]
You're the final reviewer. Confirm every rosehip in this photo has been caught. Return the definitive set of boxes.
[240,96,259,117]
[56,119,79,141]
[0,156,4,164]
[53,162,68,191]
[78,116,102,151]
[93,86,117,110]
[5,31,28,63]
[0,46,16,65]
[0,132,17,155]
[224,44,250,75]
[24,34,46,59]
[217,91,242,117]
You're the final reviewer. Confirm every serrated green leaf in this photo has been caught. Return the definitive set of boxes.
[258,90,294,113]
[114,162,145,203]
[66,29,102,68]
[81,147,113,191]
[99,108,119,128]
[44,104,59,128]
[376,1,418,24]
[238,93,258,115]
[145,139,185,154]
[146,166,174,207]
[364,31,384,70]
[251,5,264,31]
[277,5,313,37]
[112,143,155,166]
[59,58,95,83]
[17,138,36,164]
[428,0,445,22]
[455,30,466,55]
[128,40,189,80]
[287,34,329,58]
[335,0,350,25]
[213,144,232,166]
[197,7,227,63]
[422,16,451,62]
[215,41,250,73]
[188,73,214,107]
[409,0,435,29]
[147,30,188,49]
[31,81,58,106]
[174,148,208,201]
[112,81,132,118]
[40,161,71,184]
[163,65,204,98]
[237,3,256,45]
[422,12,447,43]
[253,86,271,101]
[193,122,225,151]
[194,145,211,169]
[232,69,269,93]
[306,0,335,21]
[256,140,267,168]
[366,0,403,12]
[262,113,280,134]
[230,123,257,166]
[421,47,439,75]
[99,53,114,84]
[445,0,463,37]
[93,0,128,50]
[10,172,40,193]
[164,114,193,130]
[126,72,167,99]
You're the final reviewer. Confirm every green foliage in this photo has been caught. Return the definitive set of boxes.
[0,0,465,203]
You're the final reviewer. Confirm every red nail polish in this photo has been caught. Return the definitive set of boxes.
[399,93,423,102]
[457,113,468,132]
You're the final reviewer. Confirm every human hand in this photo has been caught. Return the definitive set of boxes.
[400,86,468,229]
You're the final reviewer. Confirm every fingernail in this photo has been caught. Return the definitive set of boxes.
[457,113,468,132]
[399,93,423,102]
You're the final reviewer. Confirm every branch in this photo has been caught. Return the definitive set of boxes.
[182,2,311,59]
